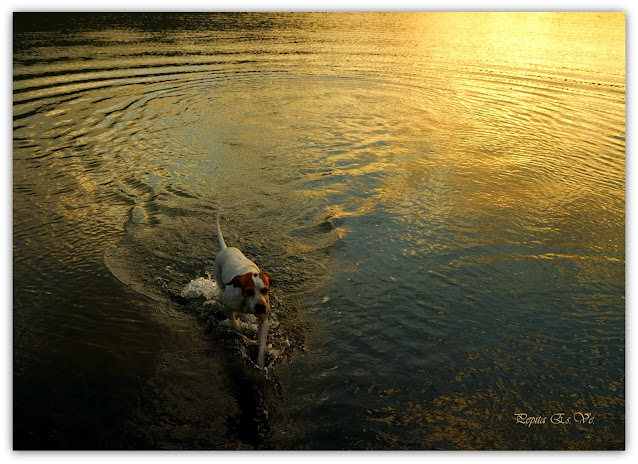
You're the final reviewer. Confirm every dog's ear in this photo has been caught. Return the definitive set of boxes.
[262,273,275,287]
[227,275,244,288]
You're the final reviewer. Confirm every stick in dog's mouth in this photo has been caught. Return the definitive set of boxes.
[257,316,268,368]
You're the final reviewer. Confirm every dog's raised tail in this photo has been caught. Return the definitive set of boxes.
[216,211,227,250]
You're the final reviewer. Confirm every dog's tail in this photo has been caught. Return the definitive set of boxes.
[216,211,227,250]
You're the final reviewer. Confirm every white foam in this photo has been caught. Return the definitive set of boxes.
[181,276,218,301]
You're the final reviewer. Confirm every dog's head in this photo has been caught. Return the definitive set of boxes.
[227,271,274,316]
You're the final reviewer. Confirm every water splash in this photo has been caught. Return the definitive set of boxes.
[181,274,218,301]
[180,275,293,371]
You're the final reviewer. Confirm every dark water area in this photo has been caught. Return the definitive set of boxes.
[13,12,624,450]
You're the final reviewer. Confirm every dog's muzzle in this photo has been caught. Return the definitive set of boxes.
[255,303,267,315]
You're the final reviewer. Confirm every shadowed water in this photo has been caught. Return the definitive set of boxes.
[13,12,624,449]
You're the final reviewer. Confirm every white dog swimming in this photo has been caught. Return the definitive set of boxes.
[213,213,274,368]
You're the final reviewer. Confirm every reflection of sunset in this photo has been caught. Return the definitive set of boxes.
[407,13,625,76]
[290,14,624,269]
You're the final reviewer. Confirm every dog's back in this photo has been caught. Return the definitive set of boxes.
[213,246,259,290]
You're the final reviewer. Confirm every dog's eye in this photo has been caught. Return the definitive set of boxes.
[261,288,268,295]
[245,289,255,297]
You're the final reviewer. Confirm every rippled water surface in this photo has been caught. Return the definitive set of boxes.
[13,12,625,450]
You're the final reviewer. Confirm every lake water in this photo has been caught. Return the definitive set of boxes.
[13,12,625,450]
